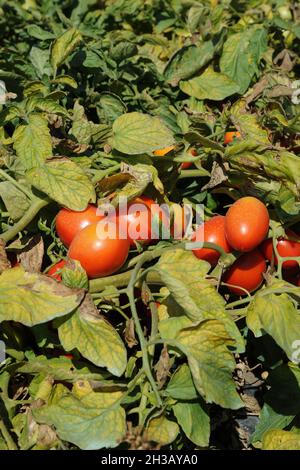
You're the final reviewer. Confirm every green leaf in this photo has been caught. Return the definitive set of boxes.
[97,93,126,123]
[180,68,240,101]
[251,403,295,446]
[0,267,84,326]
[173,400,210,447]
[220,27,268,94]
[262,429,300,450]
[58,295,127,377]
[147,414,179,446]
[61,260,89,289]
[29,47,52,79]
[0,181,30,220]
[27,25,56,41]
[26,97,70,117]
[50,28,82,74]
[33,390,126,449]
[26,158,96,211]
[13,114,52,170]
[247,292,300,361]
[166,364,199,401]
[163,319,243,409]
[111,112,174,155]
[155,250,244,352]
[164,41,214,85]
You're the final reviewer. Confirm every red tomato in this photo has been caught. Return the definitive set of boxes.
[223,249,266,295]
[260,230,300,270]
[224,131,241,145]
[56,204,103,247]
[181,148,198,170]
[47,260,66,281]
[68,223,130,278]
[116,196,168,246]
[225,197,269,252]
[192,215,232,266]
[64,354,74,360]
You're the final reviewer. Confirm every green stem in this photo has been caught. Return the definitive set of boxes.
[226,296,254,309]
[0,420,17,450]
[1,198,49,243]
[0,169,34,200]
[127,258,162,408]
[89,270,161,293]
[178,169,208,179]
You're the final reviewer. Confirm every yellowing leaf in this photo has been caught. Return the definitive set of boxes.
[13,114,52,170]
[33,390,126,450]
[262,429,300,450]
[0,267,84,326]
[111,112,174,154]
[147,414,179,445]
[58,296,127,377]
[50,28,82,73]
[247,293,300,361]
[26,158,96,211]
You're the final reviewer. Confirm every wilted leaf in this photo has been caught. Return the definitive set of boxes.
[26,158,96,211]
[33,390,126,449]
[0,239,10,273]
[18,234,44,273]
[0,267,84,326]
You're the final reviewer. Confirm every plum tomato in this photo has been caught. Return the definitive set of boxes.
[225,197,269,252]
[47,260,66,281]
[180,148,198,170]
[68,223,130,278]
[56,204,103,247]
[192,215,232,266]
[223,249,266,295]
[260,230,300,270]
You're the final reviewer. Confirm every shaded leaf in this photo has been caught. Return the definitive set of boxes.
[180,68,240,101]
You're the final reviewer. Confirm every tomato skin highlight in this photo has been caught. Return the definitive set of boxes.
[260,231,300,270]
[224,131,241,145]
[153,145,175,156]
[56,204,103,247]
[47,260,66,281]
[223,249,266,295]
[192,215,232,266]
[181,148,198,170]
[225,197,269,252]
[68,223,130,279]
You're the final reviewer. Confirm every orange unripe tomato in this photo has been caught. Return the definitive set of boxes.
[224,131,241,145]
[225,197,269,252]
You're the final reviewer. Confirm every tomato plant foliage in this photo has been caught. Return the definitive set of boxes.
[0,0,300,451]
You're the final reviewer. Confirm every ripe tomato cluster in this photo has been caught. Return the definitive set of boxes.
[192,196,300,295]
[51,196,168,279]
